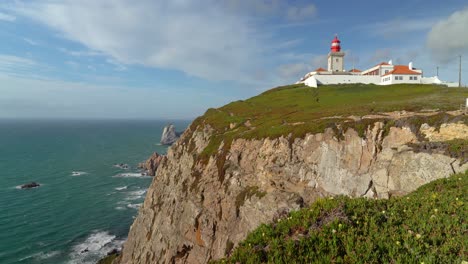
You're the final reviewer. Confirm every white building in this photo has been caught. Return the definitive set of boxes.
[298,36,448,88]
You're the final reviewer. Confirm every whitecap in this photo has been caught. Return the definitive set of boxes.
[68,231,125,264]
[113,173,151,178]
[113,163,130,170]
[115,186,128,191]
[115,206,126,210]
[71,171,87,176]
[127,203,142,210]
[125,190,147,200]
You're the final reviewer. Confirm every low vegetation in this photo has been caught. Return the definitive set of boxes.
[188,84,468,159]
[97,253,119,264]
[214,170,468,263]
[409,139,468,164]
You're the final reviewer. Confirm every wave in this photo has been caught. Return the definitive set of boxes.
[68,231,125,264]
[18,250,61,262]
[115,206,126,210]
[125,190,147,201]
[113,172,151,178]
[71,171,87,176]
[115,186,128,191]
[127,203,142,210]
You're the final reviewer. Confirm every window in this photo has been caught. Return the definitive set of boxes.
[395,76,398,81]
[385,70,389,74]
[414,76,418,80]
[409,76,413,80]
[336,59,339,62]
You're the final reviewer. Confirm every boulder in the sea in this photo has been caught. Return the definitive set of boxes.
[114,163,129,170]
[160,124,179,145]
[20,182,40,189]
[138,152,165,176]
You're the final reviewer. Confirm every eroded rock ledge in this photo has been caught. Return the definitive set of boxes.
[116,112,467,264]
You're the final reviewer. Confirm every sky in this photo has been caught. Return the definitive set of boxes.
[0,0,468,119]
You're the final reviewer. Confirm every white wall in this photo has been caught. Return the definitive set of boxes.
[421,76,442,85]
[381,75,420,85]
[304,76,318,87]
[314,75,381,85]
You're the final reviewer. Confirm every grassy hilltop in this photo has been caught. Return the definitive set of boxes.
[214,170,468,263]
[189,83,468,159]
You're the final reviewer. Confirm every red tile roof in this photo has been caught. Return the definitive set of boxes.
[349,68,361,72]
[382,65,421,76]
[314,67,327,72]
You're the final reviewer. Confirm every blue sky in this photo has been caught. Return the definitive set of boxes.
[0,0,467,119]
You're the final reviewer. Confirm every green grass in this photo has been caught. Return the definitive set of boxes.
[213,171,468,264]
[190,84,468,160]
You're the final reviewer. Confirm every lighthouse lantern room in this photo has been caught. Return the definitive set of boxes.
[327,35,345,72]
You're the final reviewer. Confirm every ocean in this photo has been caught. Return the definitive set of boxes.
[0,119,190,264]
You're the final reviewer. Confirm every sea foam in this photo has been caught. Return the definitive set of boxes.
[113,172,151,178]
[71,171,87,176]
[125,190,147,200]
[127,203,142,210]
[68,231,124,264]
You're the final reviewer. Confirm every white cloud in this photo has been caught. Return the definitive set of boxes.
[23,38,39,46]
[9,0,264,81]
[311,55,327,69]
[0,73,233,119]
[0,54,37,74]
[427,7,468,63]
[359,17,436,38]
[277,63,309,80]
[226,0,282,16]
[59,47,104,57]
[287,4,317,21]
[0,11,15,22]
[368,49,392,64]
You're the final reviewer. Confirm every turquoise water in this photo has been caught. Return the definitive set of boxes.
[0,120,190,264]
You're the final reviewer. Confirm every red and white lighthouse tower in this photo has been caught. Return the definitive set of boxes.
[328,35,345,72]
[330,35,341,52]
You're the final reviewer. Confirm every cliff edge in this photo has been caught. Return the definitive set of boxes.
[116,84,468,263]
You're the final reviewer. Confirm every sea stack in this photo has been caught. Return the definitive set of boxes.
[138,152,165,176]
[160,124,179,145]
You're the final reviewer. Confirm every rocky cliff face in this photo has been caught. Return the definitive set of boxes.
[161,124,179,145]
[117,113,467,264]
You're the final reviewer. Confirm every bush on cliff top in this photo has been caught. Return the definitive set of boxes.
[214,170,468,264]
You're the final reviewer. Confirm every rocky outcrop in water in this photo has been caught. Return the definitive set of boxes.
[20,182,40,189]
[138,152,165,176]
[115,112,467,264]
[161,124,179,145]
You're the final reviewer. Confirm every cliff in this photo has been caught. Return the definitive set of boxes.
[116,84,468,264]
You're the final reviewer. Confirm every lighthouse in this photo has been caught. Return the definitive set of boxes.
[327,35,345,72]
